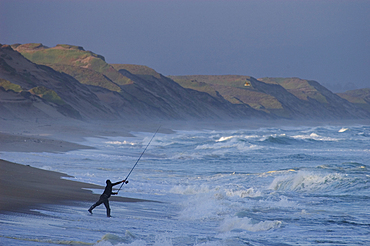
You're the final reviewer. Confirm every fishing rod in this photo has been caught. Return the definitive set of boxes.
[117,125,161,193]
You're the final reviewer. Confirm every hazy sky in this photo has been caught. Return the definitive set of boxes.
[1,0,369,92]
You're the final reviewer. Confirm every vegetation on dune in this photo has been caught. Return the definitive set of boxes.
[169,77,220,98]
[259,77,328,103]
[11,43,47,50]
[205,76,251,89]
[337,88,370,112]
[112,64,161,79]
[0,78,66,106]
[54,44,85,51]
[14,43,133,88]
[170,75,284,112]
[29,86,66,105]
[213,84,283,110]
[171,75,253,88]
[337,88,370,104]
[98,65,133,86]
[48,64,121,92]
[20,48,92,65]
[0,79,22,92]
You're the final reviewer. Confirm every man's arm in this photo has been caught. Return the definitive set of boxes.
[111,180,128,195]
[112,180,128,186]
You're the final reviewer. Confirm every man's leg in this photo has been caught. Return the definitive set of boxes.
[103,200,111,217]
[88,198,104,214]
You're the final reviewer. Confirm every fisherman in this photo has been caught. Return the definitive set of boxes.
[88,179,128,217]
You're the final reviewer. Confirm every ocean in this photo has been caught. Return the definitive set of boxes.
[1,124,369,245]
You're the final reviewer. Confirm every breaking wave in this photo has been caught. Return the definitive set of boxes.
[263,134,299,145]
[219,216,282,232]
[215,136,234,142]
[105,140,136,146]
[263,133,340,145]
[291,132,340,141]
[268,171,344,192]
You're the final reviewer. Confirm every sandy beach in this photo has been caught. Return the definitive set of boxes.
[0,159,146,213]
[0,120,158,213]
[0,132,95,153]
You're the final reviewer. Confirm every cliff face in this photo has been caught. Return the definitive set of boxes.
[0,44,116,120]
[116,67,268,120]
[259,78,370,119]
[1,44,267,121]
[171,75,370,119]
[1,43,369,122]
[337,88,370,114]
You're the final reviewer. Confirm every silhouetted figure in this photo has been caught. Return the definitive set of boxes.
[88,179,127,217]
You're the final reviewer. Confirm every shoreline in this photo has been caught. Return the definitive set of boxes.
[0,159,150,214]
[0,132,95,153]
[0,121,165,214]
[1,119,367,214]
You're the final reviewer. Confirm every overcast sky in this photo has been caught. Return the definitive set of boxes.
[1,0,369,92]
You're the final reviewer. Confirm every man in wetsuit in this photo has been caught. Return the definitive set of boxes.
[88,179,128,217]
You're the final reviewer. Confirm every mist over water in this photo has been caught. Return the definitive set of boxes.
[1,124,369,245]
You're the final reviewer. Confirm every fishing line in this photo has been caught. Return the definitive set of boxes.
[117,125,161,193]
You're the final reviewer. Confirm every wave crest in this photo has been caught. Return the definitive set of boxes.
[219,216,282,232]
[269,171,343,192]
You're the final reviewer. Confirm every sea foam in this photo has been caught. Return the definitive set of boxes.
[269,171,343,192]
[219,216,282,232]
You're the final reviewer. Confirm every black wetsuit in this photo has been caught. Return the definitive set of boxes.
[88,180,122,217]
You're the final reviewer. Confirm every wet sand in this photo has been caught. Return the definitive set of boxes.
[0,132,94,153]
[0,119,169,213]
[0,159,146,213]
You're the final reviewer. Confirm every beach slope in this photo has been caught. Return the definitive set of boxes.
[0,159,144,213]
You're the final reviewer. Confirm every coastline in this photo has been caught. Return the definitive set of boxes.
[0,132,94,153]
[0,118,367,214]
[0,120,167,213]
[0,159,147,213]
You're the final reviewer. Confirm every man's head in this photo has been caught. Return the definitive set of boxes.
[106,179,111,185]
